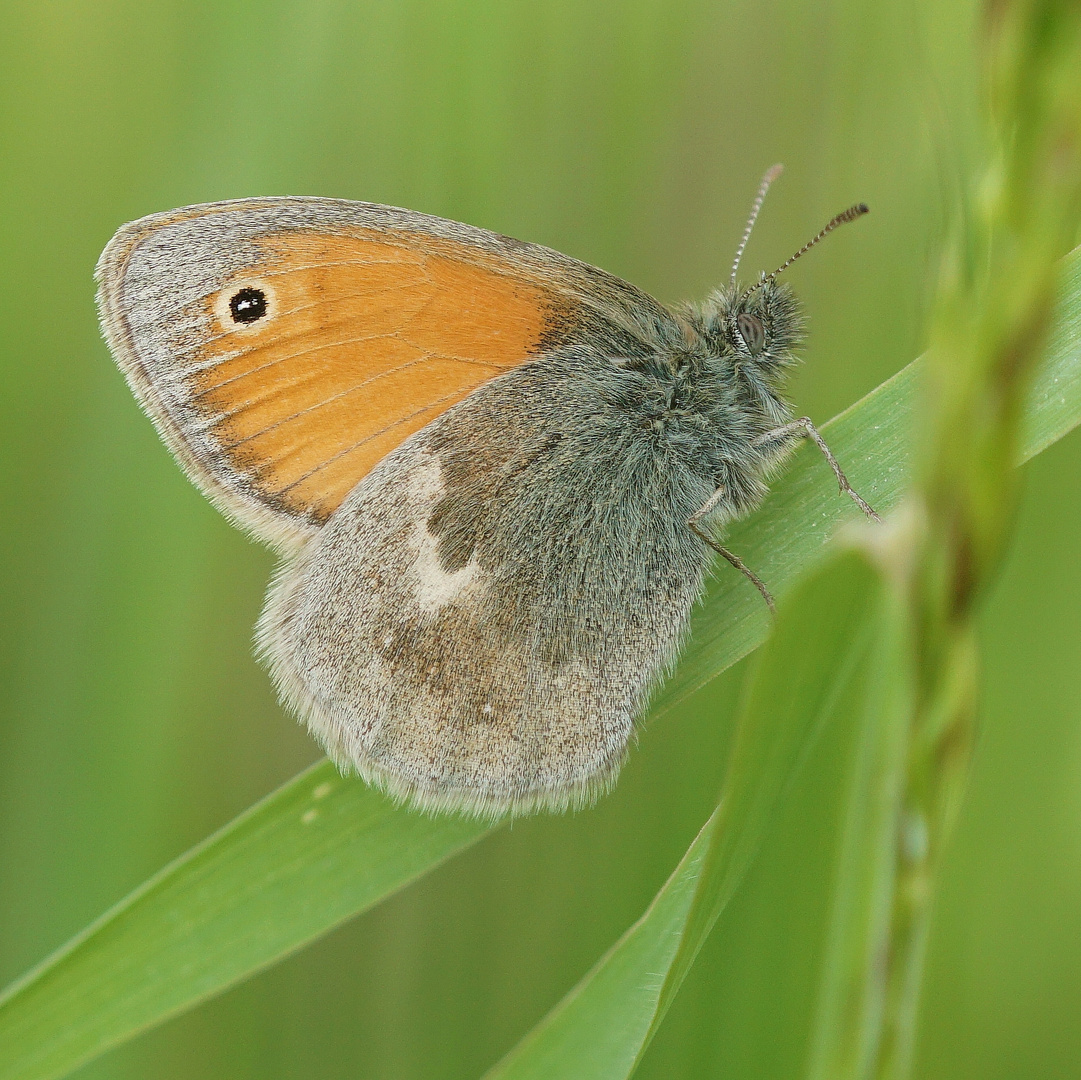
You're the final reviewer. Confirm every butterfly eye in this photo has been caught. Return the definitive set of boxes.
[736,312,765,354]
[229,287,268,324]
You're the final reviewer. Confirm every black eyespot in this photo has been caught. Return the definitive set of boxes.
[736,312,765,354]
[229,287,268,324]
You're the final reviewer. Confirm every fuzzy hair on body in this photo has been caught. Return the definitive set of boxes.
[95,194,843,819]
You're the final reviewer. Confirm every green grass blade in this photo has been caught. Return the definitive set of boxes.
[0,246,1078,1080]
[1022,245,1081,460]
[804,566,916,1080]
[482,806,725,1080]
[485,550,889,1080]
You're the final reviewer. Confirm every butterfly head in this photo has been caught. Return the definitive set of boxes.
[685,169,868,391]
[696,276,804,385]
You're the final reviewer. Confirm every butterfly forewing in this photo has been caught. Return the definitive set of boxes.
[96,198,663,551]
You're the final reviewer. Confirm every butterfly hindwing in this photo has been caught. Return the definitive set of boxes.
[256,349,714,816]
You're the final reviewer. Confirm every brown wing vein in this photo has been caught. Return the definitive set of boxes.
[268,390,470,496]
[216,355,455,448]
[189,324,512,407]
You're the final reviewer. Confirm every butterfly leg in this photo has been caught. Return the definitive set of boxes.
[688,489,776,614]
[756,417,881,522]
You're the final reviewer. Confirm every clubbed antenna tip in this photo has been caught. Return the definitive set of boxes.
[768,202,869,280]
[740,201,869,302]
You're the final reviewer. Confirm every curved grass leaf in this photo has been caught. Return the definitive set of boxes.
[0,246,1079,1080]
[484,550,891,1080]
[483,804,725,1080]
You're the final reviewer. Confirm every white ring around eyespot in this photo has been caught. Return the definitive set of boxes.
[214,279,279,334]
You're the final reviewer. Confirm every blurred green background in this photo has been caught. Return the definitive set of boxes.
[2,1,1079,1077]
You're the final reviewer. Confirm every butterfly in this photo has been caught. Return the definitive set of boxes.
[95,166,876,819]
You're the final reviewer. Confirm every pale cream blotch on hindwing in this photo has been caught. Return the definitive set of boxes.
[405,459,486,614]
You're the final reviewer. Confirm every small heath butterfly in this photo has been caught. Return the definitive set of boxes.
[96,166,876,818]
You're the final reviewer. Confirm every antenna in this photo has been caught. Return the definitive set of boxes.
[741,202,869,301]
[730,163,784,289]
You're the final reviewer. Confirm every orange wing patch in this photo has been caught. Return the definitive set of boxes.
[190,232,553,523]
